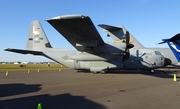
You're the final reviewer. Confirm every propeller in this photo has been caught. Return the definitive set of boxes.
[123,31,134,61]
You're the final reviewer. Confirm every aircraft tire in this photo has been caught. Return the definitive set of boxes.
[91,71,98,74]
[149,69,155,73]
[99,71,106,74]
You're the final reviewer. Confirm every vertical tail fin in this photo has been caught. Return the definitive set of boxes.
[26,20,52,51]
[160,33,180,62]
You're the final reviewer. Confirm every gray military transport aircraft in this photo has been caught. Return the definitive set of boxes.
[99,24,179,68]
[5,14,170,73]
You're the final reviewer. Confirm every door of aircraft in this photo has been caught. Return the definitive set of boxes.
[74,60,80,69]
[134,50,144,68]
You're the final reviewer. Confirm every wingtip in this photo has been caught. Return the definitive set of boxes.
[158,42,165,44]
[46,14,89,21]
[4,48,11,51]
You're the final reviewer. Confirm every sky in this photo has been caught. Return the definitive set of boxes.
[1,0,180,62]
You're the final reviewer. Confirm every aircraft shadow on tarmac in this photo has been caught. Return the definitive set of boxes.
[0,83,41,97]
[76,69,180,79]
[0,93,107,109]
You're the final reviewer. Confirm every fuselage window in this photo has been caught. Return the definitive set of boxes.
[155,51,161,55]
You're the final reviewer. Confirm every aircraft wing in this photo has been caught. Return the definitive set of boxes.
[4,48,43,55]
[47,14,104,52]
[99,24,144,48]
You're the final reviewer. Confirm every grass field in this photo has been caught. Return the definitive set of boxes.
[0,64,68,72]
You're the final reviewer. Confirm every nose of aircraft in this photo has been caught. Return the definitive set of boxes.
[164,58,172,67]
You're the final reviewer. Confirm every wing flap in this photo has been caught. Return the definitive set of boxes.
[76,40,97,47]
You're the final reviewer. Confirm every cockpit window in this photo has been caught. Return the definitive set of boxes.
[155,51,162,55]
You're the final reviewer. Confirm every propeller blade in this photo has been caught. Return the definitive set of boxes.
[125,31,130,44]
[125,31,134,48]
[122,31,134,61]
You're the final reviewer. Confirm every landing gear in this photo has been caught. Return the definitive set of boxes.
[91,71,98,74]
[91,71,106,74]
[99,71,106,74]
[149,69,155,73]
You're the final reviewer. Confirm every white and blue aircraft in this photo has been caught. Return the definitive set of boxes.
[159,33,180,64]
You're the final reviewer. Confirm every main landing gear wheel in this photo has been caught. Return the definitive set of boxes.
[149,69,155,73]
[99,71,106,74]
[91,71,98,74]
[91,71,106,74]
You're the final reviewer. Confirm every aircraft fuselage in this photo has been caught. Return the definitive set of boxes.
[42,48,167,72]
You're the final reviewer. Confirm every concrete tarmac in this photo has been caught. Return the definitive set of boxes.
[0,69,180,109]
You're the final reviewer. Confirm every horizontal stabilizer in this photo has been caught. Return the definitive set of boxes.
[158,41,166,44]
[159,33,180,44]
[4,48,43,55]
[160,33,180,62]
